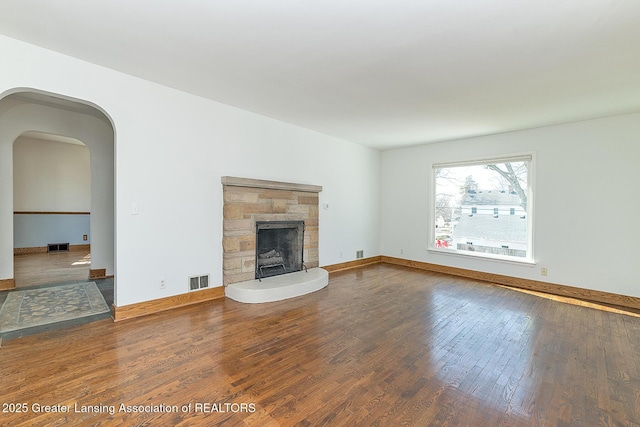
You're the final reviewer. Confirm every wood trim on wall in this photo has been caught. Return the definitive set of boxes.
[0,278,15,291]
[322,256,382,273]
[89,268,107,279]
[381,256,640,311]
[14,244,91,255]
[112,286,225,322]
[88,254,640,321]
[14,247,47,255]
[13,211,91,215]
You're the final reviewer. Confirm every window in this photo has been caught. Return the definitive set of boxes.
[433,155,533,262]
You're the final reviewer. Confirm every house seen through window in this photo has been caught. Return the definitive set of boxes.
[433,156,533,261]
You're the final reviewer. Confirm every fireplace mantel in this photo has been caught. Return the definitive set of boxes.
[221,176,322,194]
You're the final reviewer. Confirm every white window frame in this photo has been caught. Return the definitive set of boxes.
[429,153,536,265]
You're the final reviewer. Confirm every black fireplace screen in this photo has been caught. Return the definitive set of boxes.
[255,221,305,280]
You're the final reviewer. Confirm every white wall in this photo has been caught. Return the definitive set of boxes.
[0,35,381,306]
[12,136,91,248]
[14,214,90,248]
[381,113,640,297]
[14,137,90,211]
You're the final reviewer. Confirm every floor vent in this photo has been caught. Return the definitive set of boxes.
[189,274,210,291]
[48,243,70,252]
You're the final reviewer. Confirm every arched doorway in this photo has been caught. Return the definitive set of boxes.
[0,89,115,337]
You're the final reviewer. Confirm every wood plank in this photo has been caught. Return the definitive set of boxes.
[2,263,640,426]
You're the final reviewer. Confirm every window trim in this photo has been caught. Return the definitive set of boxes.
[429,153,536,265]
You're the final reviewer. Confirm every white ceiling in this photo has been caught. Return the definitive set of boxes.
[1,0,639,150]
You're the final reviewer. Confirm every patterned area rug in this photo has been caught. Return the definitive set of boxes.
[0,282,109,333]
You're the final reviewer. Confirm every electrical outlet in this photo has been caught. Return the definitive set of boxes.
[160,279,166,289]
[541,267,548,276]
[400,248,404,254]
[339,251,343,259]
[82,234,88,241]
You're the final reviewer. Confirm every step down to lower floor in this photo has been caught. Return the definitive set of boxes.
[225,268,329,304]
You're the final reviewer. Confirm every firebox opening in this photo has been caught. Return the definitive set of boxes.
[255,220,305,280]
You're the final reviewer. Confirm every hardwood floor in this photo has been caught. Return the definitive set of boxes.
[13,251,92,288]
[2,264,639,426]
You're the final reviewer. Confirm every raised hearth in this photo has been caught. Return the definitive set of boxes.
[225,267,328,303]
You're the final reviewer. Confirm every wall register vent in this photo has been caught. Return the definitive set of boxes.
[48,243,70,252]
[189,274,210,291]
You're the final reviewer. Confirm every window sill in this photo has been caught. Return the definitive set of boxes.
[427,248,536,267]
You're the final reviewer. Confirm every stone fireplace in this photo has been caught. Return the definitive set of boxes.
[221,176,321,287]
